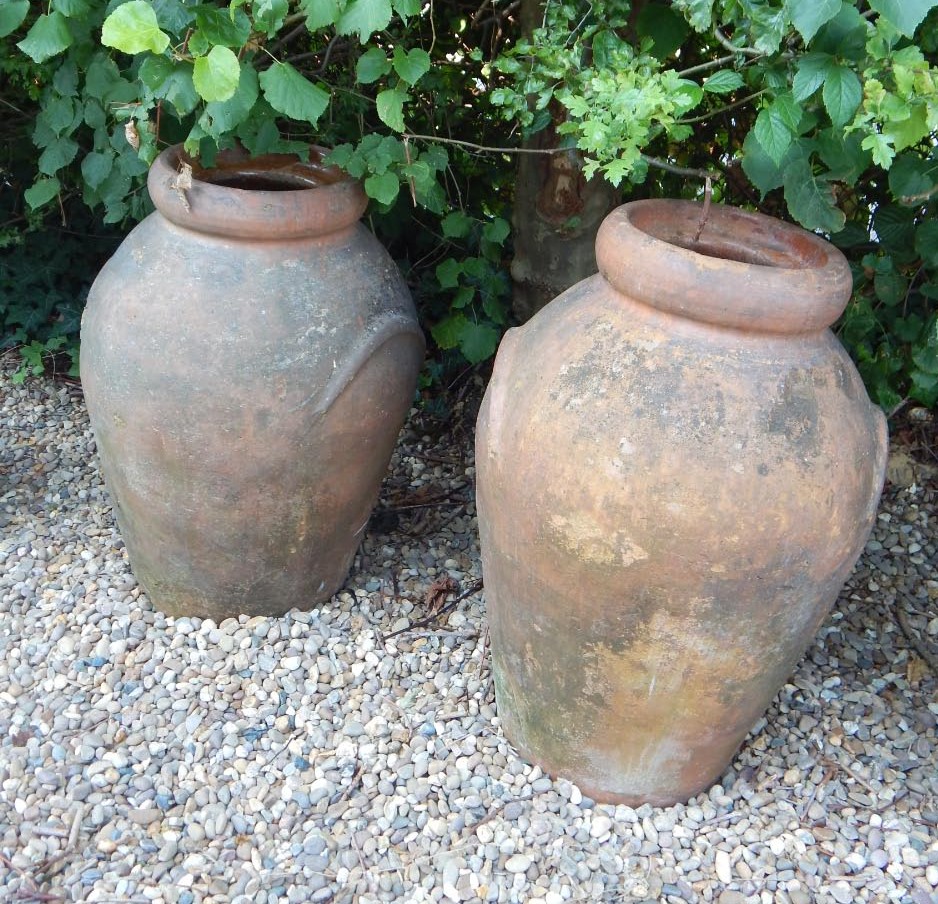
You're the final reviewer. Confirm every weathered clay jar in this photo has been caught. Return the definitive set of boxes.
[476,199,888,806]
[81,144,424,620]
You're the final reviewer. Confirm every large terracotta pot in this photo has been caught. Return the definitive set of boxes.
[81,145,424,620]
[476,200,888,806]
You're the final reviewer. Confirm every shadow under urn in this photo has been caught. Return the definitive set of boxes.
[476,199,888,806]
[80,144,424,621]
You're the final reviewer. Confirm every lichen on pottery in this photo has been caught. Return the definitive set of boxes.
[476,199,888,806]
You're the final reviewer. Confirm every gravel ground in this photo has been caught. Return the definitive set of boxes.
[1,363,937,904]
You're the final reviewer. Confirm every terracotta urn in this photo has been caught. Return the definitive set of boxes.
[476,200,888,806]
[81,145,424,620]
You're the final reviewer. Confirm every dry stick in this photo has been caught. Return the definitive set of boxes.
[402,133,721,182]
[693,176,713,244]
[894,591,938,675]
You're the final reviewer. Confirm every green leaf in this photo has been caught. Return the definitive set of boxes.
[635,2,690,59]
[0,0,29,38]
[193,46,241,103]
[259,63,329,125]
[81,150,115,189]
[436,258,462,289]
[482,217,510,244]
[821,64,862,128]
[139,56,199,116]
[24,177,61,209]
[452,286,474,309]
[101,1,169,54]
[867,0,938,37]
[753,106,792,166]
[16,12,73,62]
[862,132,895,169]
[53,0,90,16]
[888,154,935,203]
[193,6,251,47]
[152,0,196,32]
[874,268,906,306]
[915,221,938,266]
[253,0,288,35]
[676,0,715,31]
[812,4,867,59]
[336,0,391,43]
[392,46,430,85]
[873,205,915,250]
[456,321,500,364]
[52,60,79,96]
[38,136,79,175]
[356,47,391,83]
[782,156,845,233]
[299,0,342,30]
[392,0,420,15]
[431,312,469,349]
[376,87,406,132]
[199,65,260,136]
[702,70,744,94]
[741,129,784,195]
[785,0,842,43]
[364,171,399,205]
[792,53,833,101]
[441,210,473,239]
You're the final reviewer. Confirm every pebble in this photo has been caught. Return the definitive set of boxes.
[0,365,936,904]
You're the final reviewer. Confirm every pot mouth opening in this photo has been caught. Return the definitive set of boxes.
[179,146,348,192]
[628,203,828,271]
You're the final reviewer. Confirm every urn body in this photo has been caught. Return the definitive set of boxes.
[81,145,424,619]
[476,200,887,805]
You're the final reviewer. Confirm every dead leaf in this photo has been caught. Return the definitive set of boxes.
[907,656,928,685]
[424,575,458,613]
[170,161,193,212]
[124,120,140,151]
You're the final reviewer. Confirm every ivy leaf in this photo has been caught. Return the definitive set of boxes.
[139,56,199,116]
[193,6,251,47]
[253,0,288,35]
[101,1,169,55]
[436,258,462,288]
[482,217,510,244]
[299,0,342,30]
[24,177,61,209]
[193,46,241,103]
[38,136,79,176]
[821,64,861,128]
[364,171,399,205]
[457,321,500,364]
[792,53,832,101]
[259,63,329,125]
[16,12,73,62]
[0,0,29,39]
[376,87,406,132]
[702,70,744,94]
[867,0,938,37]
[356,47,391,84]
[785,0,842,43]
[336,0,391,43]
[782,156,845,233]
[81,150,115,189]
[441,211,473,239]
[392,47,430,85]
[431,312,469,349]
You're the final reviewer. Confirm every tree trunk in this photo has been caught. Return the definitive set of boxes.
[509,0,620,322]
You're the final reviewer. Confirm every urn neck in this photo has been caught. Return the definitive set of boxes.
[147,144,368,240]
[595,200,852,335]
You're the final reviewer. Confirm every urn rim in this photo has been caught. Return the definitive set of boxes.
[596,199,853,334]
[147,143,368,240]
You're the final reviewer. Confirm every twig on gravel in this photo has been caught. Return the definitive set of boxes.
[799,763,837,821]
[893,591,938,675]
[380,579,484,643]
[820,755,879,795]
